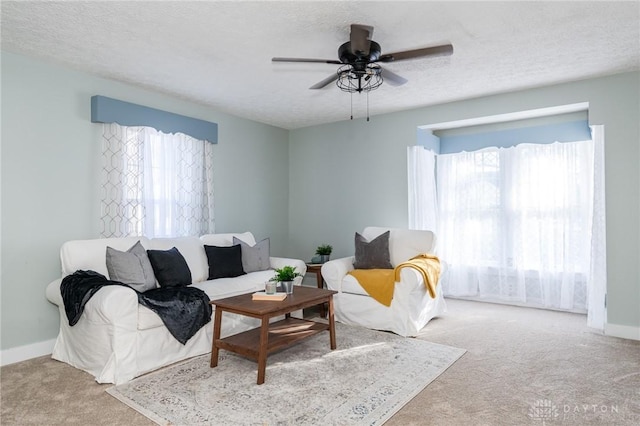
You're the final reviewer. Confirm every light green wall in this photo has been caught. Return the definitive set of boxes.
[0,52,290,350]
[2,50,638,352]
[289,71,640,331]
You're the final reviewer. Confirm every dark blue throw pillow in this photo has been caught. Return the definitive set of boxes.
[146,247,192,287]
[204,244,246,279]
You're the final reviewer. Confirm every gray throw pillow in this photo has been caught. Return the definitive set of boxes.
[353,231,393,269]
[106,240,157,292]
[233,237,271,273]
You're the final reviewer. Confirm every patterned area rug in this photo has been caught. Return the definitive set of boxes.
[107,323,465,425]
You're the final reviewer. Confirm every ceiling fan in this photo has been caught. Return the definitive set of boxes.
[272,24,453,93]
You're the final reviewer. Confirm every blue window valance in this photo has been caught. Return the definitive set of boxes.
[91,95,218,143]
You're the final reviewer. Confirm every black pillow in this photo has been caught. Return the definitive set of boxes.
[353,230,393,269]
[204,244,246,279]
[146,247,192,288]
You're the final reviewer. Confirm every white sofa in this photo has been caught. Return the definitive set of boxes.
[321,227,446,337]
[45,232,306,385]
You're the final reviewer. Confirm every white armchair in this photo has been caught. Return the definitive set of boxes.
[321,227,446,337]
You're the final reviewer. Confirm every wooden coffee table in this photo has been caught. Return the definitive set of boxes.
[209,286,337,385]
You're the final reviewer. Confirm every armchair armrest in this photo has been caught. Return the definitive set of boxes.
[394,266,443,303]
[395,267,428,293]
[269,257,307,277]
[321,256,355,292]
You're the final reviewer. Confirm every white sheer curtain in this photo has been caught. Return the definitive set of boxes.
[436,140,598,312]
[101,123,214,238]
[407,146,438,231]
[587,125,607,330]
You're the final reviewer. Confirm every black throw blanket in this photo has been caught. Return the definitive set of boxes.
[60,270,212,345]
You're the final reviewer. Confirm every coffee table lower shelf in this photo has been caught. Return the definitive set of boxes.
[209,286,337,384]
[215,317,328,359]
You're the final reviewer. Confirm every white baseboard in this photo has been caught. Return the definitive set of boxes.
[1,325,635,366]
[605,323,640,341]
[0,339,56,366]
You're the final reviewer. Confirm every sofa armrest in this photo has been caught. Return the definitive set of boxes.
[85,286,139,324]
[321,256,355,292]
[269,257,307,277]
[46,277,139,326]
[46,278,64,306]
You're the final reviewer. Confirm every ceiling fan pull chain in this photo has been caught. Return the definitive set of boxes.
[367,91,370,122]
[350,92,353,120]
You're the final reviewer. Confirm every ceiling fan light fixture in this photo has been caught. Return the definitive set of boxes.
[336,64,383,93]
[273,23,453,94]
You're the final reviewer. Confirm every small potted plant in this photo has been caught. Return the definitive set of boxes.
[315,244,333,263]
[270,266,302,294]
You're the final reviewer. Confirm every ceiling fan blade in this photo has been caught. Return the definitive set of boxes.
[272,57,342,65]
[380,67,408,86]
[309,73,339,90]
[378,43,453,62]
[350,24,374,56]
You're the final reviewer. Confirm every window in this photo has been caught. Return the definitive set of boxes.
[436,141,595,311]
[410,115,606,327]
[101,123,214,238]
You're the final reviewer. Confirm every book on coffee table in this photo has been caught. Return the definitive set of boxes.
[252,292,287,301]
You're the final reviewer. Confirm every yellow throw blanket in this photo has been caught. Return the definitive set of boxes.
[394,253,441,299]
[348,269,396,307]
[348,254,441,307]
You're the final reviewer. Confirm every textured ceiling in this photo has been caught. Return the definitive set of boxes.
[2,1,639,129]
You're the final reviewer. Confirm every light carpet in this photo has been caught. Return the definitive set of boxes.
[107,323,465,425]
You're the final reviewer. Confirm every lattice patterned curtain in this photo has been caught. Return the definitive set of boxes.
[101,123,214,238]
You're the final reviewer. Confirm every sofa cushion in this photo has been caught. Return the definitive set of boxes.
[233,236,270,273]
[353,231,393,269]
[200,232,256,247]
[138,270,274,331]
[204,245,246,279]
[341,273,371,296]
[106,241,156,292]
[147,247,192,287]
[61,237,152,278]
[362,227,436,267]
[195,270,274,299]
